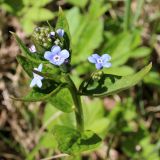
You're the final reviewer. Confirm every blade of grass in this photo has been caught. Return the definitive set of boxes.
[124,0,132,31]
[133,0,144,26]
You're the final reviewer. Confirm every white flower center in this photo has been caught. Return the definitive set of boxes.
[53,55,60,61]
[97,58,103,63]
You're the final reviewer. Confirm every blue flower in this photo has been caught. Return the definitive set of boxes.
[88,54,111,70]
[48,31,55,38]
[44,45,69,66]
[30,64,44,88]
[56,29,64,37]
[29,45,36,53]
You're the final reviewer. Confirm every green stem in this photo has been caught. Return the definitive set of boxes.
[64,74,84,132]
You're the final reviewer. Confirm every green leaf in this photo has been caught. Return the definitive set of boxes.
[24,7,54,21]
[104,66,135,76]
[21,19,36,35]
[102,31,142,66]
[49,88,74,113]
[17,55,60,78]
[66,7,81,37]
[88,0,111,19]
[79,63,152,97]
[39,132,57,148]
[33,69,63,83]
[29,0,52,7]
[11,83,64,102]
[54,125,102,154]
[130,47,151,58]
[56,7,71,50]
[72,17,103,62]
[11,32,43,63]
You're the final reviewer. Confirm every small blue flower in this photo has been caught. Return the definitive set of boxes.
[56,29,64,37]
[29,45,36,53]
[44,45,69,66]
[88,53,111,70]
[30,64,44,88]
[48,31,55,38]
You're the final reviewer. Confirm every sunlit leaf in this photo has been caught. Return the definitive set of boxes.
[79,63,152,97]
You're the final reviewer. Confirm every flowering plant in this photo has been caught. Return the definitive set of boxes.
[11,8,151,155]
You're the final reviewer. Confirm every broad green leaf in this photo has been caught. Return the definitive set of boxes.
[12,32,44,63]
[88,0,111,19]
[104,66,135,76]
[17,55,60,78]
[79,63,152,97]
[82,98,110,137]
[21,19,36,35]
[66,4,104,63]
[71,130,102,153]
[66,7,81,37]
[102,31,142,66]
[24,7,54,21]
[49,88,74,113]
[39,132,57,148]
[43,103,75,131]
[130,47,151,58]
[54,125,102,154]
[11,83,64,102]
[72,17,103,62]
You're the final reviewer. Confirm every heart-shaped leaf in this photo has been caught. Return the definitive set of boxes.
[79,63,152,97]
[54,125,102,154]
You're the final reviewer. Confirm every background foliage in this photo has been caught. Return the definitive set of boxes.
[0,0,160,159]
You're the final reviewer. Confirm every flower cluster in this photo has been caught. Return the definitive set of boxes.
[29,27,112,88]
[32,27,64,49]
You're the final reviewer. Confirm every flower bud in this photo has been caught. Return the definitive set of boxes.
[92,71,104,81]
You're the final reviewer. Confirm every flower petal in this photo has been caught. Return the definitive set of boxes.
[36,79,42,88]
[50,58,64,66]
[59,49,69,59]
[56,29,64,37]
[30,78,36,88]
[88,56,96,63]
[96,63,103,70]
[88,54,100,63]
[51,45,61,54]
[49,31,55,38]
[103,62,112,68]
[29,45,36,53]
[44,51,53,61]
[92,54,100,59]
[37,63,43,72]
[101,54,111,62]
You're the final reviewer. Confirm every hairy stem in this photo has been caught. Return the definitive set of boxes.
[65,74,84,132]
